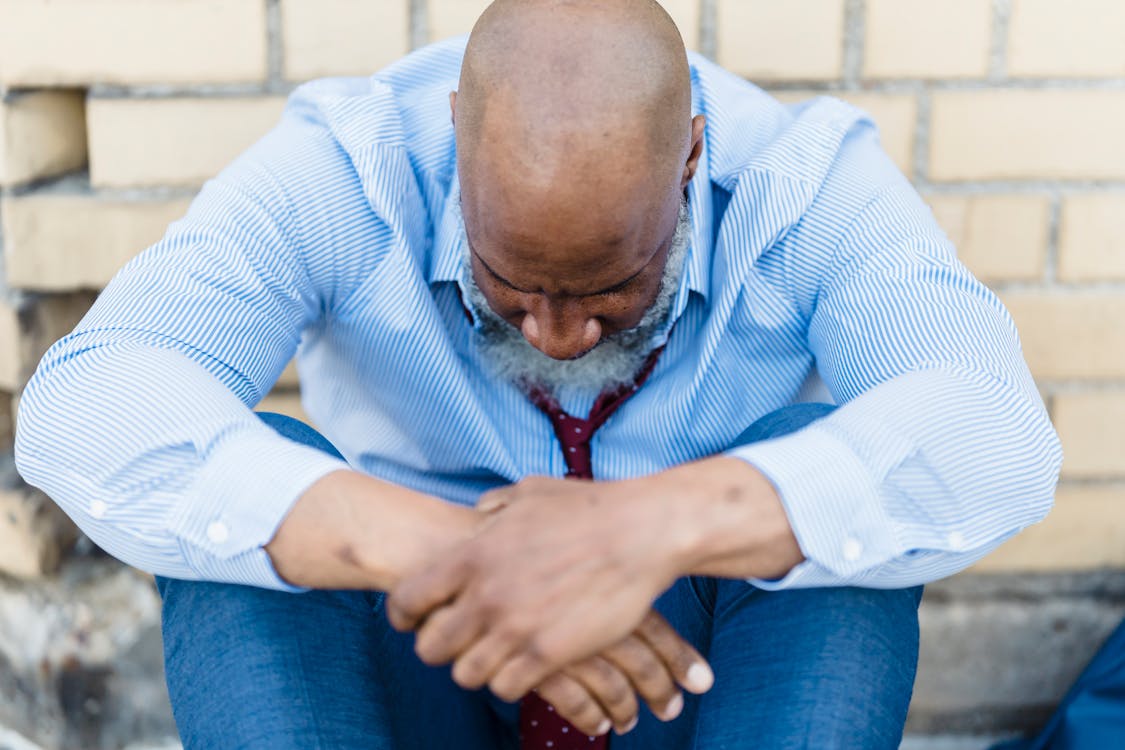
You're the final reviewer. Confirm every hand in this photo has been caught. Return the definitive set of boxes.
[478,477,712,735]
[535,611,713,735]
[386,475,690,705]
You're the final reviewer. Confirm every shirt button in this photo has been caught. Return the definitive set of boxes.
[947,531,966,550]
[207,521,229,544]
[89,499,107,519]
[842,538,863,562]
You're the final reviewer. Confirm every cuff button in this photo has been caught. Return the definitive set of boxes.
[207,521,230,544]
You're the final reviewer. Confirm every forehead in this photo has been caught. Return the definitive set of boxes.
[460,177,676,296]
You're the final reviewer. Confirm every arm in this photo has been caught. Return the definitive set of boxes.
[14,89,406,590]
[653,186,1062,589]
[266,469,478,590]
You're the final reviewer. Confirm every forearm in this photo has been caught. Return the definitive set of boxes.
[267,469,479,591]
[653,368,1061,590]
[649,457,805,581]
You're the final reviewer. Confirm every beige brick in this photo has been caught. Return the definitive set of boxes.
[0,91,86,188]
[277,360,301,389]
[2,194,192,291]
[0,294,95,392]
[88,97,286,189]
[930,90,1125,181]
[428,0,700,49]
[0,484,79,580]
[1002,293,1125,380]
[926,194,1049,283]
[0,301,20,391]
[1059,194,1125,282]
[258,390,312,428]
[0,390,11,452]
[0,0,267,87]
[426,0,491,41]
[1009,0,1125,77]
[772,91,916,176]
[1055,392,1125,479]
[973,486,1125,572]
[656,0,701,51]
[282,0,409,80]
[716,0,845,81]
[864,0,992,79]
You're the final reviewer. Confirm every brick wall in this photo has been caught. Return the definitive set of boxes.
[0,1,1123,742]
[4,0,1121,577]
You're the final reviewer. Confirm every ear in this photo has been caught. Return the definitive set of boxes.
[680,114,706,189]
[449,91,458,127]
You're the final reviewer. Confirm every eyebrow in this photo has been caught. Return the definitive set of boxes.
[472,247,647,297]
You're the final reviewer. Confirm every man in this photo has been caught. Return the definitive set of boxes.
[15,1,1061,748]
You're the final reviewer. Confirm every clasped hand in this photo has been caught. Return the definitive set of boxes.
[386,476,714,735]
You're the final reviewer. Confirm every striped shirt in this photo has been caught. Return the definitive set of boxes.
[15,38,1061,592]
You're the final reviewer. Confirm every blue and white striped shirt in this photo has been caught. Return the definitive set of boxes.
[15,38,1061,592]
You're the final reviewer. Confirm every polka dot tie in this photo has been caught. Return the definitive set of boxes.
[518,347,665,750]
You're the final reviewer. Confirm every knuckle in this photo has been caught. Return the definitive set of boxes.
[630,655,662,685]
[561,691,592,718]
[524,637,554,668]
[602,682,632,710]
[452,654,489,689]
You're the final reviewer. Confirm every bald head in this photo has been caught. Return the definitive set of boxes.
[457,0,692,176]
[453,0,705,363]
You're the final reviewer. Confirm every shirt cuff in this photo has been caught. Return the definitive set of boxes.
[728,423,904,582]
[170,426,352,591]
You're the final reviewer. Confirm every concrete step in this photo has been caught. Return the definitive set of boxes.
[4,554,1122,749]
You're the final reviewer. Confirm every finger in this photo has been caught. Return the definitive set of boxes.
[533,675,614,738]
[635,610,714,694]
[564,656,640,734]
[385,558,468,632]
[488,648,556,705]
[451,631,522,693]
[412,603,484,666]
[600,634,683,721]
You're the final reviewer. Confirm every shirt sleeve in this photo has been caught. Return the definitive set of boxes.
[729,184,1063,590]
[14,91,390,590]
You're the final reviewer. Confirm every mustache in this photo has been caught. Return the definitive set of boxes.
[461,199,692,393]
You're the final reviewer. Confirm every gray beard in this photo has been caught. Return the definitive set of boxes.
[462,199,691,395]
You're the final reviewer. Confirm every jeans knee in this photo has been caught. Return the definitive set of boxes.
[255,410,344,460]
[732,402,836,447]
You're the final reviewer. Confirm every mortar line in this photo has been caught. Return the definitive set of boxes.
[84,77,1125,99]
[410,0,429,51]
[1044,193,1062,284]
[988,0,1012,82]
[698,0,717,60]
[841,0,866,89]
[265,0,286,92]
[912,88,932,183]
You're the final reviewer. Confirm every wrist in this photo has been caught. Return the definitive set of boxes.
[267,469,479,591]
[644,457,805,581]
[353,481,479,589]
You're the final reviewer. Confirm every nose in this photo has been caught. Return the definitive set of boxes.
[521,302,602,360]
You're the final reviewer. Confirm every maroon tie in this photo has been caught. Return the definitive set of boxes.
[517,348,664,750]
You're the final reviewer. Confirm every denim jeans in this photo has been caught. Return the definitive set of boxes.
[156,403,923,749]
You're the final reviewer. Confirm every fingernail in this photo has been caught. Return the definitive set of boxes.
[596,719,612,735]
[686,662,714,693]
[623,716,639,733]
[663,693,684,721]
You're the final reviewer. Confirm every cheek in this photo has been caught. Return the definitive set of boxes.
[591,292,656,331]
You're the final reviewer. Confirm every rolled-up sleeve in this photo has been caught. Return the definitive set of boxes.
[14,89,389,590]
[731,186,1062,589]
